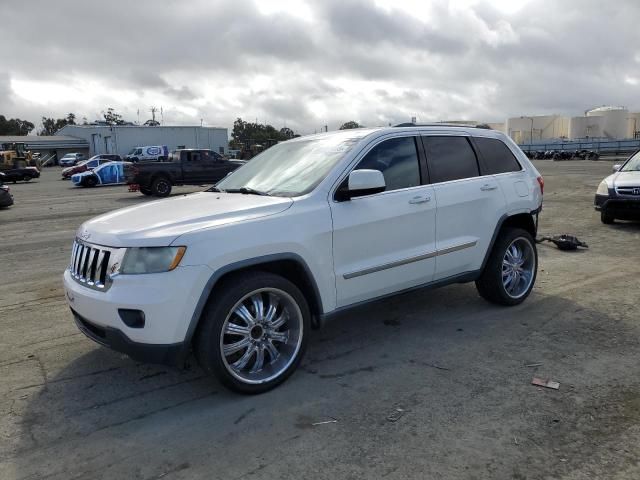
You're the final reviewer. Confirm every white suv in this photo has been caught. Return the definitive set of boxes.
[64,125,543,393]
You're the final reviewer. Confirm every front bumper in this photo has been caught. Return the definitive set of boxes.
[72,309,185,365]
[595,194,640,219]
[63,264,213,363]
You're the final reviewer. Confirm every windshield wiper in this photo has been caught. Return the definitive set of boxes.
[224,187,270,196]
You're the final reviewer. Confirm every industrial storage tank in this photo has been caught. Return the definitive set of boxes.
[586,106,629,139]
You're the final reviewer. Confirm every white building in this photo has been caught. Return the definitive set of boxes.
[504,106,640,143]
[56,125,229,157]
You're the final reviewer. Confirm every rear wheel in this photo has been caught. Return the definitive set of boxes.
[476,227,537,306]
[601,211,615,224]
[151,177,172,197]
[22,176,31,182]
[195,271,310,394]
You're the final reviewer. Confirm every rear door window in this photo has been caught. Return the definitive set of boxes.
[355,137,421,191]
[474,137,522,174]
[422,136,479,183]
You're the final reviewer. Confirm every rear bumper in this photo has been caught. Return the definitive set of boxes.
[72,309,186,366]
[595,195,640,219]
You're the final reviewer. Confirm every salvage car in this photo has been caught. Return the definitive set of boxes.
[71,161,131,188]
[64,125,543,393]
[62,154,120,179]
[0,173,14,208]
[126,149,244,196]
[1,166,40,183]
[595,150,640,223]
[59,152,86,167]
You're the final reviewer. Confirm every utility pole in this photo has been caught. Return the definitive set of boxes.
[521,116,534,143]
[150,106,158,123]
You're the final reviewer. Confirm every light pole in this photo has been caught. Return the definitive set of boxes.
[521,116,534,143]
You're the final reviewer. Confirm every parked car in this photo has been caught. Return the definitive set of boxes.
[126,149,245,196]
[71,161,131,187]
[64,125,543,393]
[124,145,169,163]
[595,150,640,223]
[0,173,13,208]
[62,154,121,179]
[59,153,86,167]
[1,166,40,183]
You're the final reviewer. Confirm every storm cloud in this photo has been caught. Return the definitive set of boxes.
[0,0,639,133]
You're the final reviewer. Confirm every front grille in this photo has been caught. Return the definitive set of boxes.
[616,186,640,196]
[69,240,119,291]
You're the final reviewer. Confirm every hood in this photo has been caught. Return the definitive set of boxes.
[613,170,640,188]
[77,192,293,247]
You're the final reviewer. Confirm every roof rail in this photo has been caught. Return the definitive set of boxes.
[393,122,492,130]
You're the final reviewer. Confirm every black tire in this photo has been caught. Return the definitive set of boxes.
[601,211,615,224]
[131,157,139,163]
[475,227,537,306]
[84,175,98,188]
[151,177,172,197]
[23,176,31,182]
[195,271,310,394]
[140,186,153,196]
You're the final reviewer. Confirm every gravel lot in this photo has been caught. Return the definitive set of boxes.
[1,161,639,479]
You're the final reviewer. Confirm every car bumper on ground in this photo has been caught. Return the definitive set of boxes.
[594,194,640,219]
[63,264,213,365]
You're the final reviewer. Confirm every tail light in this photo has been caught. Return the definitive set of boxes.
[536,176,544,195]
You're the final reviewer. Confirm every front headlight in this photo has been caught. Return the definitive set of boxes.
[120,246,186,274]
[596,181,609,196]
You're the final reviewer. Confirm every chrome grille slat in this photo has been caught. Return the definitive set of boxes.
[616,186,640,197]
[68,239,122,292]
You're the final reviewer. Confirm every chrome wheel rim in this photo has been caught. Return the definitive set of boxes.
[502,237,536,299]
[220,288,303,384]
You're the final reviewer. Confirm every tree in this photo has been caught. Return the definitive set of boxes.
[279,127,295,140]
[103,107,126,125]
[231,118,299,148]
[38,113,77,135]
[0,116,35,135]
[339,121,361,130]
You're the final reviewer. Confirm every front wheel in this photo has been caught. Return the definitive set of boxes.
[195,272,310,394]
[601,211,615,224]
[476,227,537,306]
[84,175,98,188]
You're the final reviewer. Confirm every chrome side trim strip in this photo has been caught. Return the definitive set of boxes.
[343,251,437,279]
[436,240,477,256]
[343,240,477,280]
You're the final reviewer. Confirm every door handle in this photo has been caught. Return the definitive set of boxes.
[480,184,498,191]
[409,195,431,204]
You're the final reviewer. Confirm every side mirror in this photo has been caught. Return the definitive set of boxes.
[337,169,386,201]
[612,164,622,173]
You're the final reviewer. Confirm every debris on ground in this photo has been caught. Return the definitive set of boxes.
[526,363,543,368]
[537,234,588,251]
[387,408,406,422]
[312,417,338,426]
[532,377,560,390]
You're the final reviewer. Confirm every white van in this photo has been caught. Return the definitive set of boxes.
[125,145,169,163]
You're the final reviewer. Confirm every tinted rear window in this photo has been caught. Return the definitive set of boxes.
[423,136,479,183]
[474,137,522,174]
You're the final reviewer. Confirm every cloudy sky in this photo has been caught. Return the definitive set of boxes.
[1,0,639,134]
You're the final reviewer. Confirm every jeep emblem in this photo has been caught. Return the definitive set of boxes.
[80,230,91,241]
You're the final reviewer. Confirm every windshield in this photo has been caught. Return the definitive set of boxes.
[621,151,640,172]
[62,154,74,159]
[215,134,363,197]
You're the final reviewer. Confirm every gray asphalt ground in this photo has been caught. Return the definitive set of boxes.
[1,161,639,479]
